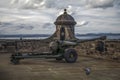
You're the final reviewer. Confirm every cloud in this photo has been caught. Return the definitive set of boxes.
[76,21,89,27]
[42,23,54,29]
[0,0,119,9]
[3,0,118,9]
[0,0,120,34]
[85,0,114,8]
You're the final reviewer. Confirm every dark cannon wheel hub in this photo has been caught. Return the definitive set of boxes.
[64,48,78,63]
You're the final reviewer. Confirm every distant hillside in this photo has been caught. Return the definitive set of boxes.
[0,33,119,38]
[0,34,50,37]
[76,33,120,36]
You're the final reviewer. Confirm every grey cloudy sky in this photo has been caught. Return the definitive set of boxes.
[0,0,120,34]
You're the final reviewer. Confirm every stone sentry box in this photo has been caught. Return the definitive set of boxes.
[49,9,77,40]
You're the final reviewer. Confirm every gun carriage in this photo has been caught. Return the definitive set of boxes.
[10,40,78,64]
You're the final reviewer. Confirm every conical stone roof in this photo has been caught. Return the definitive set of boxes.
[54,9,76,25]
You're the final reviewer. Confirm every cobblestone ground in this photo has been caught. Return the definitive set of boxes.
[0,54,120,80]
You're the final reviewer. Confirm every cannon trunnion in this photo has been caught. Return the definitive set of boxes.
[10,40,78,64]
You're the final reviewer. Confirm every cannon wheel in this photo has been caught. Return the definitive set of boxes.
[11,58,19,64]
[64,49,78,63]
[10,53,22,64]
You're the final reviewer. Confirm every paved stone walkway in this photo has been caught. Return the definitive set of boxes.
[0,54,120,80]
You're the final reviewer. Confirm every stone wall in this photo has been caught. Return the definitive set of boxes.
[0,39,120,60]
[75,40,120,60]
[0,39,51,53]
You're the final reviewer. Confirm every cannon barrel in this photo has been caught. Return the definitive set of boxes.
[76,36,107,43]
[59,40,77,46]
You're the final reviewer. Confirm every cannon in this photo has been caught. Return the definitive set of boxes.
[10,36,107,64]
[10,40,78,64]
